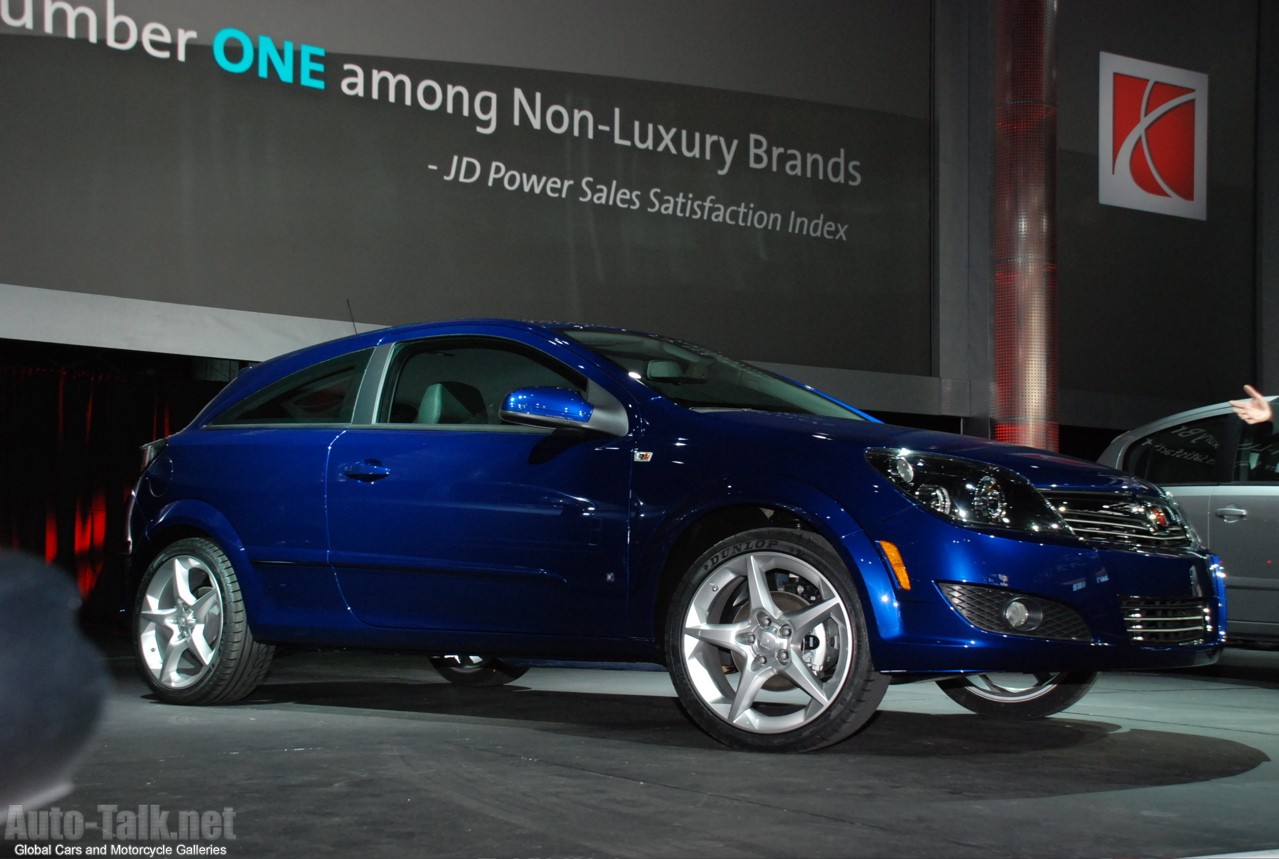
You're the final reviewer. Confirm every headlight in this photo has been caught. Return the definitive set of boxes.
[1161,492,1203,547]
[866,448,1068,536]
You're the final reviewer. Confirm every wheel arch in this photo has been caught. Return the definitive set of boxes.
[642,480,901,658]
[130,500,262,625]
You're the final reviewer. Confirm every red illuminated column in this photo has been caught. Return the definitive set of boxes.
[993,0,1058,451]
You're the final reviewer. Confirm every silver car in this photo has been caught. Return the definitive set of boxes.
[1100,396,1279,645]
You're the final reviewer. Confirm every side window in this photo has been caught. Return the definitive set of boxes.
[1236,422,1279,483]
[1121,414,1235,484]
[210,349,372,426]
[375,338,586,427]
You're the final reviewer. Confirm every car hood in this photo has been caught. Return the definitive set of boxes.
[697,410,1153,494]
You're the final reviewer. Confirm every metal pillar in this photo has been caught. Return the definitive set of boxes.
[992,0,1058,450]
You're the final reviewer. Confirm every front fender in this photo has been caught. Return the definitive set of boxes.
[634,473,904,649]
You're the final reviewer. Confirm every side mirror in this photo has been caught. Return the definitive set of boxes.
[500,386,628,436]
[501,387,592,428]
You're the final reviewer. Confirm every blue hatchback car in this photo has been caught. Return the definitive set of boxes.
[128,319,1225,751]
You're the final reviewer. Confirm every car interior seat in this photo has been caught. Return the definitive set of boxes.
[417,381,488,424]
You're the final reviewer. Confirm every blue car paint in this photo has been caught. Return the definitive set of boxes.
[129,319,1225,672]
[326,425,633,636]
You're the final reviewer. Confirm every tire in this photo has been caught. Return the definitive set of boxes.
[937,671,1098,719]
[429,655,529,686]
[665,528,888,752]
[134,537,275,704]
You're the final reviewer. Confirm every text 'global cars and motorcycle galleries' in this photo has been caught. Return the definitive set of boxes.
[5,803,235,855]
[124,319,1225,753]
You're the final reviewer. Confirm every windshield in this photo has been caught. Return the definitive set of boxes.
[560,328,867,420]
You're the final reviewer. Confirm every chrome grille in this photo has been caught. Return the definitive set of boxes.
[1043,491,1193,551]
[1120,597,1213,645]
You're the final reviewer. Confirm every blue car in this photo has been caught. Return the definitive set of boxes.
[127,319,1224,751]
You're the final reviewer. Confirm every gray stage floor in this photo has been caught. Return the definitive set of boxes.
[9,636,1279,859]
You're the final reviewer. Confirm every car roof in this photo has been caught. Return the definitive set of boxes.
[275,318,637,365]
[185,318,703,428]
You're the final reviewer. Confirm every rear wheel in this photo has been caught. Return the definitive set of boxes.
[429,655,529,686]
[134,537,274,704]
[937,671,1097,718]
[666,528,888,752]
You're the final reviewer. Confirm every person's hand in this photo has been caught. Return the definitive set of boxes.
[1231,384,1273,424]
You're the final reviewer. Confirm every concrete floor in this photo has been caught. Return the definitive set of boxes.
[9,636,1279,859]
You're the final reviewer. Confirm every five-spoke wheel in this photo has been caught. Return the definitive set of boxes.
[666,528,887,752]
[134,537,274,704]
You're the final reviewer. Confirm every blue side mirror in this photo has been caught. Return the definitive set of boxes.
[500,387,594,429]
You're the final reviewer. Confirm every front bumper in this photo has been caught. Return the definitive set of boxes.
[862,523,1225,674]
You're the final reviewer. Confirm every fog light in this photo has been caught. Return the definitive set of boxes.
[1003,597,1044,631]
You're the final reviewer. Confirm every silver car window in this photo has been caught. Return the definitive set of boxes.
[1236,422,1279,482]
[1121,413,1236,485]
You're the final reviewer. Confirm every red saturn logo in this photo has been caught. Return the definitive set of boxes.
[1098,52,1208,220]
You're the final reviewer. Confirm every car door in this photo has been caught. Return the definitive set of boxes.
[194,348,374,573]
[1206,422,1279,639]
[325,336,633,635]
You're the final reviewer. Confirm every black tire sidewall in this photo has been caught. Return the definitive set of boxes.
[937,671,1099,719]
[429,656,530,686]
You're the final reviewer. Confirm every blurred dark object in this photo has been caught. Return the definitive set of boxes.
[0,550,107,808]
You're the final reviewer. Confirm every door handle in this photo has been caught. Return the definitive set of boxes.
[1215,505,1247,522]
[343,460,391,482]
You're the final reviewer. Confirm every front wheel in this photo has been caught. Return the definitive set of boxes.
[665,528,888,752]
[134,537,275,704]
[429,655,529,686]
[937,671,1098,718]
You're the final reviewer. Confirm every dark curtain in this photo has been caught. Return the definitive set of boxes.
[0,342,224,623]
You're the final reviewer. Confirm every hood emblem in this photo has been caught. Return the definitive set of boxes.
[1127,501,1171,533]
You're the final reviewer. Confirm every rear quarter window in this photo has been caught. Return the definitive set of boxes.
[208,349,373,426]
